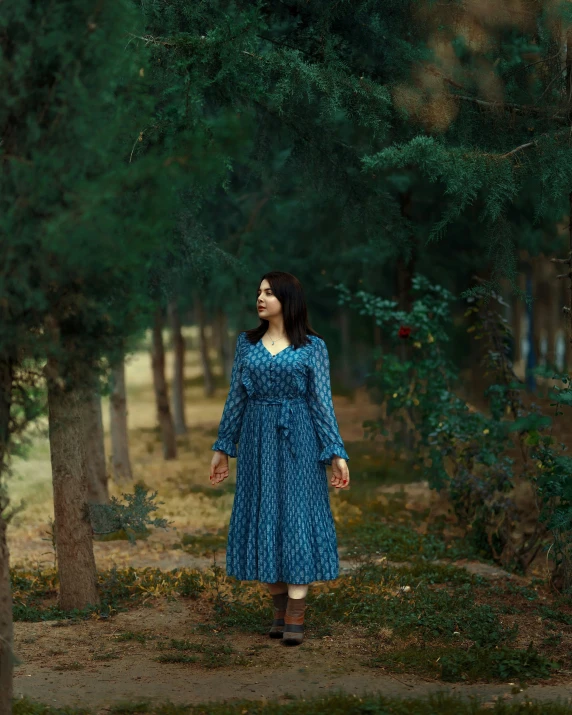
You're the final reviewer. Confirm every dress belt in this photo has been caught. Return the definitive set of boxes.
[249,397,306,458]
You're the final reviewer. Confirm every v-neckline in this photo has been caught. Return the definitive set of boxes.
[260,340,292,358]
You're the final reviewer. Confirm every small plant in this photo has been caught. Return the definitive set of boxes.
[89,483,171,543]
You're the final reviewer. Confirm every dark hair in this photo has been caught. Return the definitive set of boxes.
[244,271,323,349]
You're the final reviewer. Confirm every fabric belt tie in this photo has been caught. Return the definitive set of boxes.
[250,397,306,458]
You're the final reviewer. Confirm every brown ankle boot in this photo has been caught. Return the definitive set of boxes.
[268,591,288,638]
[283,596,306,645]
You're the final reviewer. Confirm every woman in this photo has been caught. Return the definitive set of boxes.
[209,271,350,645]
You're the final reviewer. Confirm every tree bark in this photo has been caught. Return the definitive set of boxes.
[84,391,108,503]
[373,320,383,372]
[511,276,524,365]
[109,357,133,484]
[151,309,177,460]
[214,309,233,382]
[222,314,233,383]
[395,189,418,452]
[339,305,353,388]
[195,295,215,397]
[0,357,13,715]
[47,360,99,611]
[169,301,188,436]
[0,509,12,715]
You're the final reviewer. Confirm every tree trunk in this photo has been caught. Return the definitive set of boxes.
[151,309,177,460]
[214,309,233,382]
[0,358,13,715]
[211,309,222,355]
[545,292,558,368]
[562,273,572,372]
[511,277,523,365]
[531,257,548,367]
[109,357,133,484]
[84,391,108,503]
[0,510,12,715]
[195,295,215,397]
[339,305,353,388]
[219,308,234,382]
[395,189,418,452]
[47,360,99,611]
[169,301,188,436]
[373,320,383,372]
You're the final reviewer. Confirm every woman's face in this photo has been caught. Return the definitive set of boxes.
[257,279,282,320]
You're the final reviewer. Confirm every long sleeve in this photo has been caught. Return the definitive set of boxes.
[307,337,349,465]
[211,332,248,457]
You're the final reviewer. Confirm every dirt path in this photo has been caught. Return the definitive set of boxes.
[12,598,572,710]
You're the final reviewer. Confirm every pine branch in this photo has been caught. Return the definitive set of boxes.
[258,34,320,60]
[498,127,572,159]
[455,94,568,123]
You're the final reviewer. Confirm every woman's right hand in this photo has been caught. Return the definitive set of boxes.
[210,450,229,485]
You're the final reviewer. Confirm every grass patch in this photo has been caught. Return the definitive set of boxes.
[341,440,425,485]
[338,515,479,564]
[115,631,153,643]
[537,605,572,627]
[307,566,514,648]
[52,661,85,671]
[156,638,248,668]
[180,528,229,555]
[174,483,235,499]
[92,651,121,661]
[377,643,559,683]
[11,566,208,621]
[12,692,572,714]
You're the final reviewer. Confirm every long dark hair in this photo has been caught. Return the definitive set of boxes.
[244,271,323,350]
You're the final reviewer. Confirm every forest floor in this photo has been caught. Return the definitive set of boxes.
[7,343,572,713]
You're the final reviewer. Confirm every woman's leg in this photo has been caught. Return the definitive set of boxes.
[283,583,309,645]
[266,581,289,638]
[265,580,288,594]
[287,583,309,599]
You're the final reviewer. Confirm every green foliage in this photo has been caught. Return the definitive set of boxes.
[88,484,170,543]
[339,274,572,581]
[379,643,559,683]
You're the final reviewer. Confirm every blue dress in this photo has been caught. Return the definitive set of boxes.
[211,331,350,585]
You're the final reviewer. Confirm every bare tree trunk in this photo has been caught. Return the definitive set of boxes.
[373,320,383,372]
[151,309,177,460]
[169,301,188,436]
[195,295,215,397]
[211,309,222,355]
[545,294,558,368]
[0,510,12,715]
[222,316,233,383]
[531,258,548,367]
[339,306,352,388]
[562,273,572,372]
[0,358,13,715]
[84,391,108,503]
[511,272,524,365]
[109,357,133,484]
[47,360,99,611]
[395,189,418,452]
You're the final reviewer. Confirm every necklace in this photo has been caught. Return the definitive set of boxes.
[267,333,285,346]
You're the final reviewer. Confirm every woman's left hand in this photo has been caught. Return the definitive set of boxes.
[331,456,350,490]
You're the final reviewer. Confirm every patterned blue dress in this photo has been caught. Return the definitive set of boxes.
[211,331,349,585]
